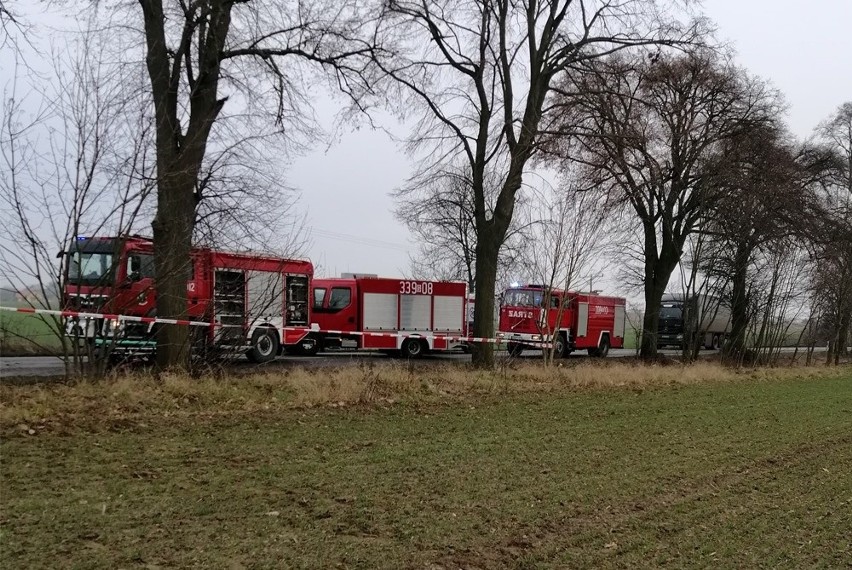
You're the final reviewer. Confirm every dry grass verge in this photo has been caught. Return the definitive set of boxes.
[2,360,847,437]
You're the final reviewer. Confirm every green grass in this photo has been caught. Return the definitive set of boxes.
[623,329,639,350]
[1,370,851,568]
[0,310,64,355]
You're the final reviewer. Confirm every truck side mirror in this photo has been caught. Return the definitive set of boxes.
[126,255,143,282]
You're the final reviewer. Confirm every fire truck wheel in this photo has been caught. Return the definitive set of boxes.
[588,335,610,358]
[507,342,524,357]
[401,338,426,359]
[553,334,567,359]
[248,327,279,363]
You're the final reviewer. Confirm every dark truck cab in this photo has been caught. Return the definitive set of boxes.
[657,294,732,350]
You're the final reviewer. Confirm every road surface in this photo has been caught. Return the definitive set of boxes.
[1,346,829,380]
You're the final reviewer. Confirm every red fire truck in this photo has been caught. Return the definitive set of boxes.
[497,284,626,358]
[62,236,313,362]
[308,276,469,358]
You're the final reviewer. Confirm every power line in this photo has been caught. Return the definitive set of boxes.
[309,228,411,252]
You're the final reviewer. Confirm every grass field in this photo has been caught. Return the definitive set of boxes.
[0,310,64,355]
[1,363,850,568]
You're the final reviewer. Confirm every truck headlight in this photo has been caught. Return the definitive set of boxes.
[676,334,683,340]
[66,317,96,338]
[102,319,126,337]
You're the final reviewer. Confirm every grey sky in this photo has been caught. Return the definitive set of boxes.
[289,119,414,279]
[2,0,849,289]
[293,0,852,280]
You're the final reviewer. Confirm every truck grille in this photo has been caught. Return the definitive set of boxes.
[65,294,108,311]
[123,322,153,339]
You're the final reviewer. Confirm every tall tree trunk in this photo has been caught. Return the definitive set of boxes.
[836,288,852,356]
[639,227,680,360]
[139,0,231,370]
[826,338,836,365]
[152,164,197,370]
[471,231,499,367]
[726,243,751,359]
[754,264,780,362]
[640,282,665,359]
[838,264,851,357]
[838,308,850,357]
[469,143,525,368]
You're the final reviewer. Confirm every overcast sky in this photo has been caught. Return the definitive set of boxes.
[2,0,850,291]
[293,0,852,280]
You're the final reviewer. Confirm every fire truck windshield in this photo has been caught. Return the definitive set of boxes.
[69,252,115,285]
[503,288,543,307]
[66,239,119,286]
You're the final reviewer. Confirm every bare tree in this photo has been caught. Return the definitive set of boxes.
[700,123,804,361]
[190,132,310,255]
[2,5,328,371]
[130,0,377,369]
[395,167,480,288]
[550,50,780,360]
[812,102,852,359]
[1,0,44,73]
[748,241,810,365]
[0,0,25,50]
[377,0,704,366]
[818,102,852,198]
[521,179,606,364]
[0,29,154,375]
[623,300,645,355]
[805,203,852,363]
[673,231,727,361]
[395,165,528,291]
[0,0,14,22]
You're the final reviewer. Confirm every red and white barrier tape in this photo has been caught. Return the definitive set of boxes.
[0,305,551,347]
[312,328,503,344]
[0,305,212,328]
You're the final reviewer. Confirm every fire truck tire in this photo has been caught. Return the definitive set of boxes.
[248,327,279,363]
[401,338,426,359]
[588,335,610,358]
[91,344,112,367]
[297,336,321,356]
[507,342,524,357]
[553,334,567,359]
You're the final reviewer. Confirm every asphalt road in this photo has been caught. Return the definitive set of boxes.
[0,349,792,380]
[1,345,830,380]
[0,348,645,378]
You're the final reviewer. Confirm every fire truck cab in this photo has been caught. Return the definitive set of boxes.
[498,284,626,358]
[309,276,469,358]
[62,236,313,362]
